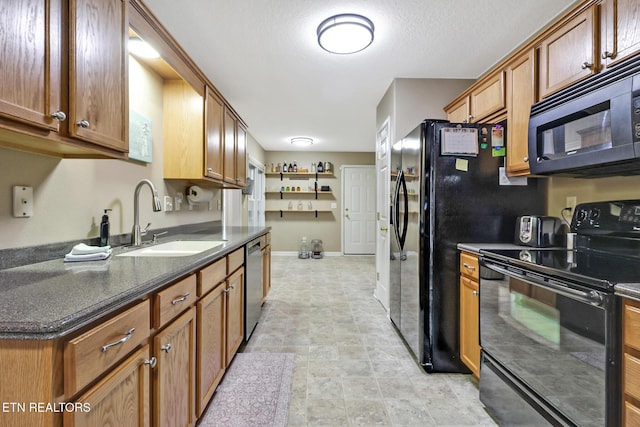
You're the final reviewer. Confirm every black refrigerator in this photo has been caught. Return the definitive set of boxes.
[389,119,546,373]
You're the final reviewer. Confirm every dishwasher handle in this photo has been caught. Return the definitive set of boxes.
[247,239,262,254]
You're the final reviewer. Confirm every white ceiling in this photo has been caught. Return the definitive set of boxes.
[143,0,578,152]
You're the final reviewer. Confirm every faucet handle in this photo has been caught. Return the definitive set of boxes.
[152,231,168,243]
[141,222,152,236]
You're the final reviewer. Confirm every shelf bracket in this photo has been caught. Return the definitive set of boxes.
[315,210,318,218]
[279,209,283,218]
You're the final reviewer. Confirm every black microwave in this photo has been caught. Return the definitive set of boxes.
[528,59,640,177]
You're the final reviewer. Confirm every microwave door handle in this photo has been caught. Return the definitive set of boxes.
[482,260,604,307]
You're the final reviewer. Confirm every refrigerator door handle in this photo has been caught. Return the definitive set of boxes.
[392,170,403,246]
[399,170,409,250]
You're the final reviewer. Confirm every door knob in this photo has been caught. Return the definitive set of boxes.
[345,213,350,219]
[380,226,388,231]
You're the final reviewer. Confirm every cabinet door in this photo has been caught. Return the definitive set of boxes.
[226,268,244,365]
[196,283,226,417]
[601,0,640,68]
[236,122,247,187]
[460,276,480,379]
[446,97,470,123]
[223,108,237,185]
[538,6,597,99]
[261,245,271,303]
[0,0,62,131]
[506,50,535,176]
[154,308,196,427]
[469,71,505,123]
[205,87,224,181]
[64,345,152,427]
[69,0,128,152]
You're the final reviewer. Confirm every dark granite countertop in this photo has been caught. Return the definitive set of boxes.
[0,226,269,340]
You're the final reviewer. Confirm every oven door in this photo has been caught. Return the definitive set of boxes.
[478,257,620,427]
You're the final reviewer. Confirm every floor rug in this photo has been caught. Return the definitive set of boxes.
[199,352,295,427]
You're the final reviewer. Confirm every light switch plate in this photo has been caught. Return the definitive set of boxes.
[164,195,173,212]
[13,186,33,218]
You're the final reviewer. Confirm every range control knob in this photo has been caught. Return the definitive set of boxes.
[576,209,587,222]
[589,209,601,220]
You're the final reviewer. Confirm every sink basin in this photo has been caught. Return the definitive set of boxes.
[117,240,226,257]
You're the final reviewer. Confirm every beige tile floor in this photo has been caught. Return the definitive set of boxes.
[243,255,498,427]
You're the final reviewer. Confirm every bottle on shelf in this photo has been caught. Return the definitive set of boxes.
[287,163,293,173]
[317,161,324,173]
[311,162,316,173]
[293,161,298,172]
[283,162,288,172]
[276,163,281,172]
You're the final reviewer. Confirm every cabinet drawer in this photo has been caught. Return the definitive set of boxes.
[155,275,197,328]
[64,299,150,396]
[265,232,271,245]
[460,252,479,280]
[625,300,640,352]
[198,257,227,297]
[227,247,244,274]
[625,353,640,401]
[625,401,640,427]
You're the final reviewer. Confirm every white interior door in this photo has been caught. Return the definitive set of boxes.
[375,117,391,311]
[342,165,376,255]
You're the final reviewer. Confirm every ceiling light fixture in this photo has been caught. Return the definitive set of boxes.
[291,137,314,146]
[317,13,374,54]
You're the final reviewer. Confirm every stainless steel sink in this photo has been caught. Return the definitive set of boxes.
[116,240,226,257]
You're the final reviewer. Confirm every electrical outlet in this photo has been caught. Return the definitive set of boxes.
[164,195,174,212]
[13,186,33,218]
[174,192,183,211]
[566,196,577,212]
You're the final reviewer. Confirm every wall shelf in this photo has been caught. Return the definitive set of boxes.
[266,190,333,199]
[265,171,334,181]
[266,209,333,218]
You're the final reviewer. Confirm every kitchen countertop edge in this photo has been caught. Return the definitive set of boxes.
[0,227,270,341]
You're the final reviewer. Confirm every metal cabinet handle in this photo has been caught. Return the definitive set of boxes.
[207,167,213,172]
[223,284,235,294]
[463,263,476,271]
[581,61,593,70]
[602,51,613,59]
[144,357,157,369]
[51,111,67,121]
[77,119,90,128]
[380,226,388,231]
[472,290,479,296]
[160,343,172,353]
[101,328,135,352]
[523,156,529,163]
[171,292,190,305]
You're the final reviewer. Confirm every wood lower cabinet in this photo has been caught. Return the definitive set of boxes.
[600,0,640,69]
[262,238,272,303]
[196,282,226,417]
[623,297,640,426]
[154,307,196,427]
[64,345,152,427]
[538,6,597,99]
[506,50,535,176]
[459,251,480,379]
[225,267,244,365]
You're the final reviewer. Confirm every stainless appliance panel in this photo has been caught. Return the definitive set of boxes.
[245,238,262,341]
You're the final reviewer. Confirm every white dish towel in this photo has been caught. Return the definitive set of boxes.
[64,243,112,262]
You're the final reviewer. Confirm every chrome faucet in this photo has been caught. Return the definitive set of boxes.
[131,179,162,246]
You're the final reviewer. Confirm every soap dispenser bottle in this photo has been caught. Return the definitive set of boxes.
[100,209,112,247]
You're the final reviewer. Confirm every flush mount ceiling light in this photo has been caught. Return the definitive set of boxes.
[317,13,374,54]
[291,137,314,146]
[128,37,160,59]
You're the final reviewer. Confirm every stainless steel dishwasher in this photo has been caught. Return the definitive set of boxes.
[245,238,262,341]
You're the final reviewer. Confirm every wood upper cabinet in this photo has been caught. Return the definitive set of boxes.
[236,122,247,187]
[68,0,129,152]
[205,87,224,181]
[154,307,196,427]
[445,72,505,123]
[506,50,535,176]
[600,0,640,69]
[538,5,598,99]
[0,0,62,131]
[0,0,128,157]
[223,108,238,185]
[459,251,480,379]
[65,345,152,427]
[446,98,470,123]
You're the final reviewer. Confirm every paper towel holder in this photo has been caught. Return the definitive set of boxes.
[186,185,214,205]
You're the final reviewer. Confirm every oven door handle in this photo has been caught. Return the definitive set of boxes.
[482,260,605,307]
